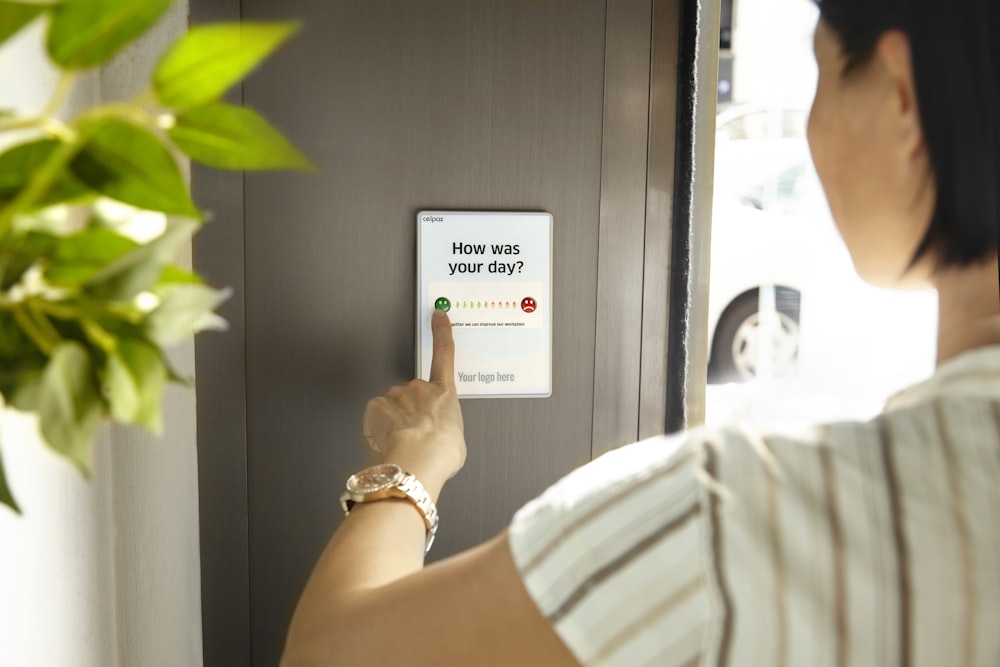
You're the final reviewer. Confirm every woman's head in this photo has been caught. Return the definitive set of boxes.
[806,0,997,286]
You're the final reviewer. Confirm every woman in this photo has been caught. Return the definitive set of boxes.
[282,0,999,664]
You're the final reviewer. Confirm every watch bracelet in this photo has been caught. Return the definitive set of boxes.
[398,473,439,530]
[398,473,439,554]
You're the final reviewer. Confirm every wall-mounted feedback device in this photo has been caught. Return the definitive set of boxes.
[417,211,552,398]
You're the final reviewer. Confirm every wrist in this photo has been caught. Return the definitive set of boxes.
[379,435,465,499]
[377,449,451,501]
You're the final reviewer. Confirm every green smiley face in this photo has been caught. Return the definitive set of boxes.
[434,297,451,312]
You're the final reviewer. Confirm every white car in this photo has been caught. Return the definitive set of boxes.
[707,123,827,383]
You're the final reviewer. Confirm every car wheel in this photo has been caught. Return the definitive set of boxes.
[709,287,801,383]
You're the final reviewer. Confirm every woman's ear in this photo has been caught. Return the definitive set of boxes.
[874,29,924,157]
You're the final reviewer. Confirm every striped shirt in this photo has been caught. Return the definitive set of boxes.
[508,345,1000,667]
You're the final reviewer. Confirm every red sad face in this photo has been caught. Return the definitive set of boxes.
[520,297,537,313]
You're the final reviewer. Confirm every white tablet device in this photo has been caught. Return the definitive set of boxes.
[416,211,553,398]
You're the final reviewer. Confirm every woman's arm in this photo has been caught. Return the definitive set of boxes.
[282,528,578,666]
[281,309,579,667]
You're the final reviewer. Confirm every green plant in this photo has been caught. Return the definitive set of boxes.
[0,0,312,512]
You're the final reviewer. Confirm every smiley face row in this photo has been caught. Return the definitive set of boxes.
[434,297,537,313]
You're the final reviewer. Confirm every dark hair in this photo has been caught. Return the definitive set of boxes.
[814,0,998,269]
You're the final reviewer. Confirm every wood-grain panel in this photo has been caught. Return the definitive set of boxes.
[592,0,654,457]
[192,1,700,663]
[238,1,607,663]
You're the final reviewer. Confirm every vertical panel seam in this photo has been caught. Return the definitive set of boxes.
[237,1,254,662]
[589,0,610,460]
[636,0,657,438]
[591,0,650,457]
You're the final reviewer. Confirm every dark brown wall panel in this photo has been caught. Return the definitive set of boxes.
[238,1,607,663]
[195,1,687,664]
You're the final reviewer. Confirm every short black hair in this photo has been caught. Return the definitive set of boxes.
[814,0,998,269]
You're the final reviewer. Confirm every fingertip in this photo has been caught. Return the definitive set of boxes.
[431,307,454,336]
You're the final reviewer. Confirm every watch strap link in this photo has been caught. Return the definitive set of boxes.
[397,473,438,528]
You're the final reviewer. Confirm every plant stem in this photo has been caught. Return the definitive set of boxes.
[101,302,145,325]
[0,72,76,134]
[12,305,56,356]
[0,116,44,133]
[0,116,74,140]
[28,304,62,346]
[81,318,115,352]
[130,88,158,110]
[27,298,79,320]
[25,295,145,326]
[41,71,77,120]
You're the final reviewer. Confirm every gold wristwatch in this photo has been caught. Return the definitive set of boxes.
[340,463,439,554]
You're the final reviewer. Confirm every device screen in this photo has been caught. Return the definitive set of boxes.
[417,211,552,398]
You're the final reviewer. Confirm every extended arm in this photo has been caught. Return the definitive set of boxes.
[281,309,579,667]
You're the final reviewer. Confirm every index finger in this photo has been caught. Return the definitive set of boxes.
[429,307,457,390]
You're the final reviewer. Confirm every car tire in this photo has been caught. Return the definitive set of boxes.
[708,287,801,384]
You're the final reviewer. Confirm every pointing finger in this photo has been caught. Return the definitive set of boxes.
[429,308,456,390]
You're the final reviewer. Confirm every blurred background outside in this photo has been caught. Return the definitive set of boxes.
[705,0,938,430]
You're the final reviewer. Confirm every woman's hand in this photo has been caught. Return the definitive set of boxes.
[361,308,466,495]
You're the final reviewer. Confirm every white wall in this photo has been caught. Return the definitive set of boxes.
[0,3,203,666]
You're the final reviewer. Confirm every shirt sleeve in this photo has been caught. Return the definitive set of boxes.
[507,432,716,667]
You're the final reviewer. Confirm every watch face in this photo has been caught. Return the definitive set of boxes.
[347,463,404,494]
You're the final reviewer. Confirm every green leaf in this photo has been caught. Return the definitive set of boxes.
[46,0,171,69]
[0,442,19,514]
[37,341,105,473]
[145,283,228,345]
[0,369,43,412]
[51,227,137,262]
[43,226,137,287]
[170,102,313,171]
[158,264,202,285]
[85,218,198,300]
[70,120,199,217]
[0,231,56,290]
[0,308,45,359]
[0,1,48,48]
[44,265,103,286]
[0,310,47,411]
[103,349,137,419]
[0,139,92,210]
[103,338,166,434]
[153,22,300,110]
[165,363,191,386]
